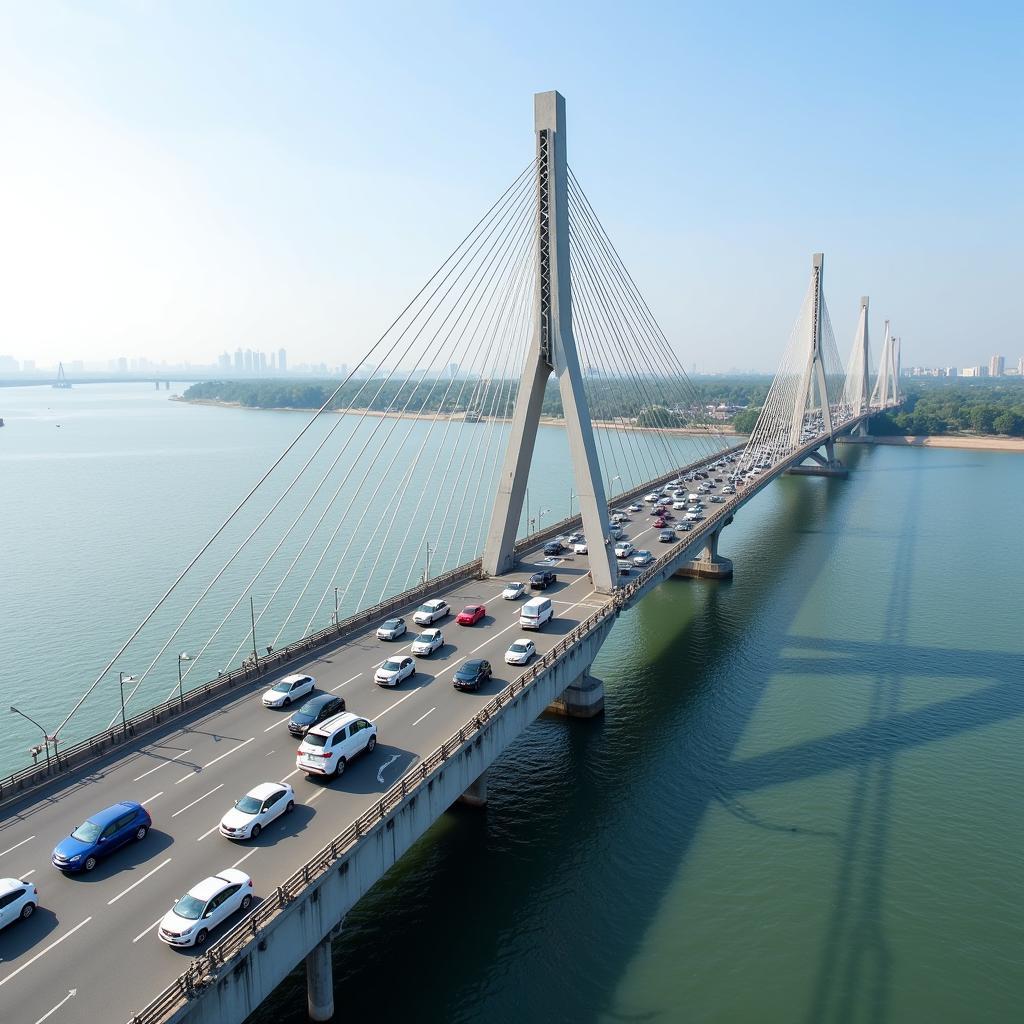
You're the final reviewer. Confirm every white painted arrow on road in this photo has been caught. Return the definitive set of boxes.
[34,988,76,1024]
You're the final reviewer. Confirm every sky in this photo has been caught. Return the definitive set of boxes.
[0,1,1021,373]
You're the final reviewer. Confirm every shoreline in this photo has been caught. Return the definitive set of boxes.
[838,434,1024,452]
[171,396,734,436]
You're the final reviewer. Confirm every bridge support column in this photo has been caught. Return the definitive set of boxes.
[547,671,604,718]
[786,441,848,478]
[458,770,489,808]
[306,935,334,1022]
[675,524,733,580]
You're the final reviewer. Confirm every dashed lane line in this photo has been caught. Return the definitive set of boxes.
[196,822,221,842]
[0,836,35,859]
[132,749,193,782]
[411,707,436,727]
[107,857,173,906]
[373,690,420,721]
[172,784,224,818]
[231,848,258,870]
[142,791,164,806]
[331,673,362,693]
[0,917,92,990]
[132,914,165,944]
[175,736,254,783]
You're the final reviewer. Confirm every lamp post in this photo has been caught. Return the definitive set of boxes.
[118,672,138,738]
[333,587,340,627]
[177,652,192,708]
[10,706,51,767]
[569,489,575,517]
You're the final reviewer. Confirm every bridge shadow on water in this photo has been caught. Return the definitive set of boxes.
[245,451,1018,1024]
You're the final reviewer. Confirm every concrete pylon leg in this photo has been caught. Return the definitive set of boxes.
[547,672,604,718]
[306,936,334,1022]
[458,770,489,808]
[675,525,734,580]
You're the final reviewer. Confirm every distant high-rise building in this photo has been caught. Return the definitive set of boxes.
[278,348,287,373]
[0,354,19,371]
[270,352,276,370]
[218,352,231,370]
[1018,356,1024,376]
[117,357,128,373]
[448,362,459,378]
[258,351,267,374]
[243,350,253,372]
[945,366,958,378]
[234,348,244,371]
[990,354,1005,376]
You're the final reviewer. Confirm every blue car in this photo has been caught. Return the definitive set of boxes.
[52,801,152,873]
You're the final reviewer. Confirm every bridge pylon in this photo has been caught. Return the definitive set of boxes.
[482,91,616,593]
[871,320,900,408]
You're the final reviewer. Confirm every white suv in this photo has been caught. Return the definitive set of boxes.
[296,712,377,777]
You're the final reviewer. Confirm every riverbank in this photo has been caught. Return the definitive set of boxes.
[839,433,1024,452]
[171,395,732,436]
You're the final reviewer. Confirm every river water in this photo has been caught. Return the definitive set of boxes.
[2,384,1022,1022]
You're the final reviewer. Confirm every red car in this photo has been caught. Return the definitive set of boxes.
[456,604,486,626]
[653,518,666,528]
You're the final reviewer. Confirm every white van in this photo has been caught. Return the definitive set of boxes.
[520,597,553,631]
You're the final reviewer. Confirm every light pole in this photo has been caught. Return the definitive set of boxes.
[118,672,138,738]
[333,587,340,626]
[525,487,530,537]
[177,652,191,708]
[10,706,51,767]
[250,595,260,674]
[569,488,575,517]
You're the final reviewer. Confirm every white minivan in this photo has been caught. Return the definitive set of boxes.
[520,597,553,631]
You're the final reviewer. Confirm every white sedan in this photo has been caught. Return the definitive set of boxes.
[219,782,295,840]
[631,550,654,567]
[376,617,407,641]
[627,503,644,513]
[573,541,588,554]
[411,628,443,656]
[262,673,315,708]
[613,541,634,559]
[413,599,449,625]
[375,655,415,687]
[501,581,526,600]
[159,869,254,947]
[505,638,536,665]
[0,877,37,929]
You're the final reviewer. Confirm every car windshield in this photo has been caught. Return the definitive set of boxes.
[383,619,402,629]
[296,700,321,716]
[417,633,436,642]
[382,660,401,672]
[417,605,433,614]
[174,893,207,920]
[509,644,529,653]
[71,820,103,843]
[461,661,483,674]
[272,681,293,692]
[462,606,478,614]
[505,583,520,590]
[235,795,262,814]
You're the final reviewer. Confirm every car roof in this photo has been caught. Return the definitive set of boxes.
[245,781,288,800]
[187,873,237,901]
[299,693,338,709]
[279,673,311,684]
[510,638,533,645]
[422,599,445,607]
[86,801,141,826]
[461,659,486,669]
[418,627,441,635]
[308,711,359,736]
[0,877,28,893]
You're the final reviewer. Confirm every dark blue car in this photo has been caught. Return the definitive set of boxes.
[52,801,152,873]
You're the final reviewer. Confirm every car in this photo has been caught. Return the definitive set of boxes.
[710,495,725,503]
[375,655,415,687]
[643,493,659,503]
[616,560,633,576]
[413,599,449,625]
[632,550,654,567]
[411,628,444,656]
[722,485,735,494]
[501,581,526,600]
[504,639,536,665]
[613,541,634,559]
[0,877,38,929]
[566,532,584,544]
[52,801,151,873]
[456,604,486,625]
[573,541,588,554]
[611,512,628,524]
[158,869,253,947]
[654,518,666,528]
[627,503,644,513]
[607,525,623,540]
[296,712,377,776]
[661,509,674,519]
[288,694,347,737]
[262,673,315,708]
[376,617,407,641]
[658,529,676,542]
[543,540,565,555]
[673,500,687,510]
[219,782,295,840]
[453,659,492,691]
[529,570,556,590]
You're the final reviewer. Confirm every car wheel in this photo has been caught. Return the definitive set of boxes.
[286,800,295,813]
[240,894,253,912]
[84,855,97,872]
[20,902,35,921]
[135,826,148,842]
[283,697,291,707]
[334,756,347,777]
[195,928,208,946]
[250,823,261,840]
[366,734,377,754]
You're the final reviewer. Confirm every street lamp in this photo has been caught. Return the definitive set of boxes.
[10,705,51,767]
[569,489,575,516]
[118,672,138,738]
[177,652,192,708]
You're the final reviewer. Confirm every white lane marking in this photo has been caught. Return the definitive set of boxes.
[21,869,36,878]
[172,784,224,818]
[231,848,258,870]
[175,736,254,783]
[472,619,518,653]
[376,754,400,784]
[132,914,166,944]
[196,822,222,842]
[264,719,286,733]
[373,690,419,721]
[411,707,436,727]
[142,791,164,805]
[280,768,302,782]
[305,787,328,805]
[33,987,77,1024]
[132,749,193,782]
[0,835,34,859]
[331,673,362,692]
[0,916,92,990]
[107,856,173,905]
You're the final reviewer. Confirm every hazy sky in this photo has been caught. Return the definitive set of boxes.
[1,2,1020,372]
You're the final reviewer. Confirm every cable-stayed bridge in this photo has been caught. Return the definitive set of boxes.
[0,92,902,1024]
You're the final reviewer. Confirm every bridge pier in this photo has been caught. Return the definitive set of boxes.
[305,935,334,1021]
[458,769,489,808]
[675,523,734,580]
[786,438,849,478]
[547,671,604,718]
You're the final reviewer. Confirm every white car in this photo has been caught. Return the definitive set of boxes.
[375,655,415,687]
[0,877,37,929]
[631,550,654,567]
[219,782,295,840]
[376,617,407,641]
[643,493,659,503]
[573,541,588,554]
[608,525,623,540]
[501,581,526,600]
[262,673,315,708]
[673,500,687,510]
[722,485,735,494]
[158,869,253,947]
[296,712,377,776]
[627,503,644,513]
[505,638,536,665]
[413,599,449,625]
[411,629,443,656]
[614,541,634,559]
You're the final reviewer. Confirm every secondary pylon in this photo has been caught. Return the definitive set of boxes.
[871,320,900,407]
[482,91,617,592]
